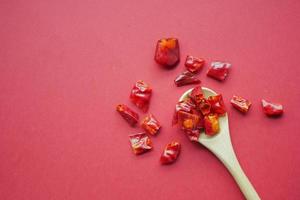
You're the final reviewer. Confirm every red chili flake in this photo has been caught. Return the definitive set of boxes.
[141,114,161,136]
[177,111,203,130]
[175,98,197,114]
[116,104,139,127]
[198,98,211,116]
[174,71,201,87]
[261,99,283,117]
[129,133,153,155]
[184,129,201,142]
[130,80,152,112]
[189,86,204,104]
[160,141,181,164]
[208,94,226,115]
[185,55,205,73]
[172,97,197,125]
[231,95,252,113]
[207,61,231,81]
[154,38,180,68]
[204,114,219,136]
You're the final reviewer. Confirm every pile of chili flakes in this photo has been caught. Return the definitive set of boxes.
[116,38,283,165]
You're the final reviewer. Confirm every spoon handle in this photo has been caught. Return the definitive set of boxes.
[201,133,261,200]
[224,151,261,200]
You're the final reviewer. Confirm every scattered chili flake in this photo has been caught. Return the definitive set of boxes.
[204,113,219,136]
[261,99,283,117]
[160,141,181,164]
[174,71,201,87]
[129,133,153,155]
[208,94,226,115]
[231,95,252,113]
[116,104,139,127]
[185,55,205,73]
[141,114,161,136]
[154,38,180,68]
[207,61,231,81]
[130,80,152,112]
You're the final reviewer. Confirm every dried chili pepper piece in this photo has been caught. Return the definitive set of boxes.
[184,129,201,142]
[198,98,211,116]
[204,114,219,136]
[116,104,139,127]
[154,38,180,68]
[185,55,205,73]
[175,98,197,114]
[177,111,201,131]
[189,86,204,104]
[130,80,152,112]
[261,99,283,117]
[141,114,161,136]
[129,133,153,155]
[160,141,181,164]
[208,94,226,115]
[207,61,231,81]
[231,95,252,113]
[172,97,197,125]
[174,71,201,87]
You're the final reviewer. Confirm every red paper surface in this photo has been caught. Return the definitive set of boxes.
[1,0,300,199]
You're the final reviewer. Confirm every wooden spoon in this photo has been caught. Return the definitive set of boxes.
[180,87,261,200]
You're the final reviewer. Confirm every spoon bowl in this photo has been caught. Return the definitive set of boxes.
[180,87,229,142]
[180,87,260,200]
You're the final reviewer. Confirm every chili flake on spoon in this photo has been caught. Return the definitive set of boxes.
[173,86,226,141]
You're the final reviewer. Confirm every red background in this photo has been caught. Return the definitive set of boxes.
[1,0,300,199]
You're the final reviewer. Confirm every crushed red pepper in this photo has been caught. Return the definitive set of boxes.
[130,80,152,112]
[155,38,180,68]
[208,94,226,115]
[231,95,252,113]
[204,113,220,136]
[207,61,231,81]
[141,114,161,136]
[174,71,201,87]
[262,99,283,117]
[172,98,197,125]
[129,133,153,155]
[185,55,205,73]
[174,87,226,139]
[160,141,181,164]
[116,104,139,126]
